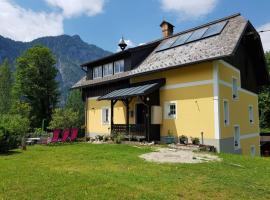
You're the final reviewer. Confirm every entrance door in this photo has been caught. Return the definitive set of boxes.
[136,103,146,124]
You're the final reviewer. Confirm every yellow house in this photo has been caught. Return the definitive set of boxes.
[73,14,269,155]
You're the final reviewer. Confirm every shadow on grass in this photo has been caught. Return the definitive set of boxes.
[0,150,22,156]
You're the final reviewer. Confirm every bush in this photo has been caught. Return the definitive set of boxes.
[0,127,19,153]
[0,114,30,153]
[190,137,200,145]
[112,132,125,144]
[49,108,80,130]
[179,135,188,144]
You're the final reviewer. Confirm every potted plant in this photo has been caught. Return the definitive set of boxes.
[179,135,188,144]
[164,130,175,144]
[190,137,200,145]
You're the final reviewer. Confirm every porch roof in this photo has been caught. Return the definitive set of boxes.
[98,82,162,100]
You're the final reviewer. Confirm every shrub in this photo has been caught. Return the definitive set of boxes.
[179,135,188,144]
[112,132,125,144]
[190,137,200,145]
[49,108,80,130]
[0,114,30,153]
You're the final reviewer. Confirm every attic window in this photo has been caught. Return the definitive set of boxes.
[114,60,124,74]
[93,66,102,79]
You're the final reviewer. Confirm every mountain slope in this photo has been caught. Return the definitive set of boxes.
[0,35,111,103]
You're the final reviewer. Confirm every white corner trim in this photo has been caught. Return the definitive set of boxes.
[240,133,259,140]
[218,60,240,74]
[88,96,100,100]
[161,80,213,90]
[213,62,220,140]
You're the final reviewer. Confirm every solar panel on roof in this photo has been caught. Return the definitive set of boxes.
[202,21,227,38]
[186,27,209,43]
[171,32,192,47]
[156,36,178,51]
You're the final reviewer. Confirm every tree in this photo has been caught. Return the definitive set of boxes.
[0,60,12,114]
[13,46,59,128]
[259,52,270,130]
[66,89,85,127]
[49,108,80,130]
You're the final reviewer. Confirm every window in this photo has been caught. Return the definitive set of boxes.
[93,66,102,79]
[101,107,110,125]
[165,102,177,119]
[103,63,113,77]
[114,60,124,74]
[223,100,229,126]
[232,77,238,99]
[234,126,240,150]
[250,145,256,157]
[248,105,254,124]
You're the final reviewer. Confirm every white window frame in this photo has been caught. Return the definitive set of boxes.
[248,105,254,124]
[223,99,229,126]
[232,77,239,100]
[114,60,124,74]
[164,101,177,119]
[250,145,256,157]
[234,125,240,150]
[103,63,113,77]
[93,66,102,79]
[101,107,110,125]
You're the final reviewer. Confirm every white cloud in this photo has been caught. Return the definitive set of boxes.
[0,0,63,42]
[258,23,270,52]
[45,0,105,17]
[0,0,106,42]
[161,0,218,19]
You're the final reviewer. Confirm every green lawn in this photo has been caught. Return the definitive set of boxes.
[1,144,270,200]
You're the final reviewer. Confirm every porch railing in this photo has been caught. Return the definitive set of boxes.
[111,124,145,137]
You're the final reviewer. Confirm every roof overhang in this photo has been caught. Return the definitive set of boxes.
[98,79,165,101]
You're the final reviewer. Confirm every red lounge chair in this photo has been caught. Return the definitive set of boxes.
[61,129,70,142]
[70,128,79,142]
[50,129,61,143]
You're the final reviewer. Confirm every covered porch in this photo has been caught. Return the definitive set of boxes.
[98,80,165,141]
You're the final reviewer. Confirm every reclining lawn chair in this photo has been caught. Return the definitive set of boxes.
[70,128,79,142]
[61,129,70,142]
[49,129,61,144]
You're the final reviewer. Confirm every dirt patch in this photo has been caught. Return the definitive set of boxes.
[139,148,221,164]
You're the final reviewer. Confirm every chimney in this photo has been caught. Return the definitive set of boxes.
[160,20,174,38]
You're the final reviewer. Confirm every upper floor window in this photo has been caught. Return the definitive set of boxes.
[223,100,229,126]
[232,77,239,100]
[114,60,124,74]
[93,66,102,79]
[103,63,113,77]
[248,105,254,124]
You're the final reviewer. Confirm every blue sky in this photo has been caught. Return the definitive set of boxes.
[1,0,270,52]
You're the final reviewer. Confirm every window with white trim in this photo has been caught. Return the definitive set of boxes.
[103,63,113,77]
[114,60,124,74]
[93,66,102,79]
[234,126,240,150]
[164,102,177,119]
[223,100,229,126]
[248,105,254,124]
[101,107,110,125]
[250,145,256,157]
[232,77,238,99]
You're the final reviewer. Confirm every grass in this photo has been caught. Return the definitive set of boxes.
[1,143,270,200]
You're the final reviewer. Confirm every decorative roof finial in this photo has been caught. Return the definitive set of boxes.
[118,36,127,51]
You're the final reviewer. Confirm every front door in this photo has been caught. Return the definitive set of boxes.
[136,103,146,124]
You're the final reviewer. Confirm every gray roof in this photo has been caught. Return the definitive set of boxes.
[73,14,248,89]
[98,82,160,100]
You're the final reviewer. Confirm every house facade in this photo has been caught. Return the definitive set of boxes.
[73,14,269,155]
